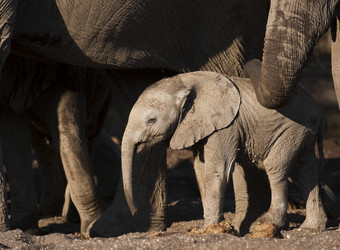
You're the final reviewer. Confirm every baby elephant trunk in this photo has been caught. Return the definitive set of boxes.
[121,137,138,215]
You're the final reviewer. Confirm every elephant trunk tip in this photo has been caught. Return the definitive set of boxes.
[244,59,290,109]
[123,183,138,216]
[128,204,138,216]
[255,90,288,109]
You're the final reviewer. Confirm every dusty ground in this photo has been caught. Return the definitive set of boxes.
[1,34,340,249]
[0,142,339,249]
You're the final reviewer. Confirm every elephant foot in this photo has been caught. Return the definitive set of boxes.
[250,222,281,238]
[0,223,9,232]
[190,221,233,235]
[81,213,103,238]
[300,217,327,231]
[249,212,286,238]
[251,209,287,230]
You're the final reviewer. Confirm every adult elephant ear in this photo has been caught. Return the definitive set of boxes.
[170,71,240,150]
[331,17,340,109]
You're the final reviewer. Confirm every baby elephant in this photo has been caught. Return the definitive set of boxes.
[121,71,327,235]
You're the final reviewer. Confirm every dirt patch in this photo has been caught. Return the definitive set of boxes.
[0,139,339,249]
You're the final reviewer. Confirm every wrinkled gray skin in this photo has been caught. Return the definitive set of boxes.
[122,71,327,235]
[6,0,340,111]
[0,55,118,235]
[244,1,340,109]
[0,0,272,236]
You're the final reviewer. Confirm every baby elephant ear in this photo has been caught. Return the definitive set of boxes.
[170,71,240,149]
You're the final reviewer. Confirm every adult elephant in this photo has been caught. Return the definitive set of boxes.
[0,54,116,235]
[0,0,271,236]
[244,0,340,109]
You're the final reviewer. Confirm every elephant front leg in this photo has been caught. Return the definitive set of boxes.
[193,158,226,227]
[192,141,235,233]
[0,142,9,232]
[56,90,102,236]
[0,0,18,82]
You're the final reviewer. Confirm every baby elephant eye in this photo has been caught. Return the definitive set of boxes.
[147,118,157,125]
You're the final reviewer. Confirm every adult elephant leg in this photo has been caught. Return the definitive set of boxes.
[232,163,271,236]
[62,131,120,222]
[332,17,340,109]
[0,0,17,80]
[0,139,9,231]
[31,126,66,217]
[0,107,38,232]
[290,149,327,230]
[62,183,79,222]
[0,0,19,229]
[55,89,102,236]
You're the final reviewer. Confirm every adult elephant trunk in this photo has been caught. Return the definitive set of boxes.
[247,0,338,109]
[332,17,340,109]
[121,131,167,231]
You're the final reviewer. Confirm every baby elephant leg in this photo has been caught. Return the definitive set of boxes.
[193,158,225,226]
[254,144,292,229]
[232,163,271,235]
[290,148,327,230]
[193,138,236,227]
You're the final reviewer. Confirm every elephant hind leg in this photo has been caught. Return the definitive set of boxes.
[0,149,9,232]
[290,149,327,230]
[49,88,102,236]
[251,141,295,231]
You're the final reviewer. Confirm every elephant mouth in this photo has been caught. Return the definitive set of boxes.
[135,136,167,153]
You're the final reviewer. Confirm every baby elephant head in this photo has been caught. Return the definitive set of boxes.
[121,71,240,214]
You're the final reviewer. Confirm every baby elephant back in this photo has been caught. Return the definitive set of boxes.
[277,86,322,133]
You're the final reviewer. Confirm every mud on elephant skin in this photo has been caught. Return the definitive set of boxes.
[121,71,328,236]
[0,55,118,235]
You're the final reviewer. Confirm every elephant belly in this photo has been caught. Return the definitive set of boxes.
[12,0,266,75]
